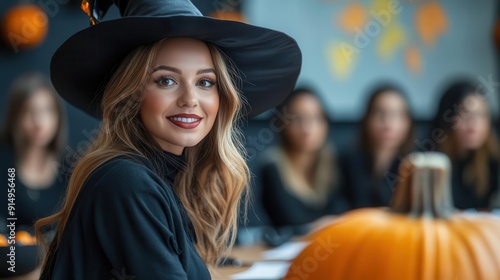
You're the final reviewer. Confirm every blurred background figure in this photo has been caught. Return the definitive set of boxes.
[0,73,67,280]
[255,87,348,237]
[432,80,500,210]
[341,84,415,209]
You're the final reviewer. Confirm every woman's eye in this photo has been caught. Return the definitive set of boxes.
[198,78,215,88]
[155,76,176,87]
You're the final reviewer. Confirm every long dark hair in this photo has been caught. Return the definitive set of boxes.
[433,79,500,196]
[359,83,415,155]
[1,72,67,159]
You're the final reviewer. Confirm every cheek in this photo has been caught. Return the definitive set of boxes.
[20,115,34,134]
[312,124,328,140]
[393,119,409,135]
[452,118,465,132]
[202,93,220,118]
[473,120,491,143]
[42,114,59,135]
[368,119,381,135]
[141,92,170,120]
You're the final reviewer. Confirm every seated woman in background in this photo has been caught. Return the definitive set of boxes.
[257,87,348,234]
[432,80,500,210]
[341,83,415,209]
[0,73,68,280]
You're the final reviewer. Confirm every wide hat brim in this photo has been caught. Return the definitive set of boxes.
[50,16,302,118]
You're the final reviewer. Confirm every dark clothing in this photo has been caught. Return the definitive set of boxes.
[340,150,400,209]
[260,159,348,229]
[451,157,500,210]
[0,147,67,276]
[40,152,211,280]
[0,147,67,233]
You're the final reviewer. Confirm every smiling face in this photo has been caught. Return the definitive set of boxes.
[140,38,220,155]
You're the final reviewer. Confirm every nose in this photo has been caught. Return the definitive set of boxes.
[177,83,198,108]
[29,110,44,128]
[300,122,313,134]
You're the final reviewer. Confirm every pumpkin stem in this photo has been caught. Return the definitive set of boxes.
[390,152,456,219]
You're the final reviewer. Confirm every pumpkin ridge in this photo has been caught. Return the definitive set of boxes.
[449,217,483,279]
[460,217,500,279]
[334,215,378,279]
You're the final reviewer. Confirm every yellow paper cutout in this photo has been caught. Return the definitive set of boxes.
[377,22,406,60]
[415,2,448,47]
[327,41,359,80]
[337,3,368,34]
[405,45,422,75]
[372,0,392,14]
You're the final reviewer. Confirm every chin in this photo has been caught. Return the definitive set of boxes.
[173,138,204,148]
[464,143,485,151]
[182,142,201,148]
[461,138,486,150]
[31,139,53,148]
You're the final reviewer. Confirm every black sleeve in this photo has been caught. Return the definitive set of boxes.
[91,165,189,279]
[260,163,285,226]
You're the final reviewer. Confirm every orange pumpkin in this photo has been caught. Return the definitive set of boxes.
[284,152,500,280]
[0,234,8,247]
[1,4,48,51]
[16,230,36,245]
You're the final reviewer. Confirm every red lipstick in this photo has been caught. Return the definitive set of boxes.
[167,114,203,129]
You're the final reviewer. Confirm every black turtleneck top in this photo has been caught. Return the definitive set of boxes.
[40,152,211,280]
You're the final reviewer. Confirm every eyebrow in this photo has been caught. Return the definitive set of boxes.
[152,65,215,75]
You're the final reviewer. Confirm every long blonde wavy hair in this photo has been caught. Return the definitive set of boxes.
[35,38,250,268]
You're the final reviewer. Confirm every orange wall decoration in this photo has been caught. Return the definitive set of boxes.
[405,45,422,75]
[337,3,367,35]
[1,4,49,51]
[415,2,448,47]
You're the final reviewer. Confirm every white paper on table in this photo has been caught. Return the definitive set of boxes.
[230,261,291,280]
[261,241,309,261]
[492,209,500,217]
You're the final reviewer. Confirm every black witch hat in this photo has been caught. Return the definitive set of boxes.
[50,0,302,118]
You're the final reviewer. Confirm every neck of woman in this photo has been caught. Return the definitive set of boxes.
[455,146,474,160]
[17,146,58,189]
[19,146,51,166]
[284,149,318,184]
[371,147,398,179]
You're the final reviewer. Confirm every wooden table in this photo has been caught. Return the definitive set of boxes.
[212,244,272,280]
[211,217,337,279]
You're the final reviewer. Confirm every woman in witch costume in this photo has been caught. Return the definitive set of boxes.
[35,0,301,279]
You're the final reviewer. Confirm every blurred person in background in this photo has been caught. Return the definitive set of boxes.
[257,87,348,236]
[432,80,500,210]
[0,73,68,280]
[341,83,415,209]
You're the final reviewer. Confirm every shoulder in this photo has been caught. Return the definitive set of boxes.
[86,155,166,195]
